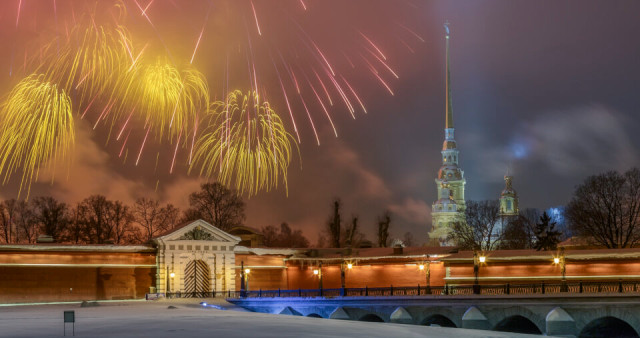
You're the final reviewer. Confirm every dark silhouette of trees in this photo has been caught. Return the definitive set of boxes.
[533,211,561,251]
[499,208,539,250]
[326,199,341,248]
[184,182,245,232]
[15,200,36,243]
[32,196,70,242]
[403,232,415,247]
[377,211,391,247]
[448,200,502,251]
[0,199,18,243]
[132,198,179,243]
[75,195,135,244]
[567,168,640,248]
[261,222,309,248]
[109,201,135,244]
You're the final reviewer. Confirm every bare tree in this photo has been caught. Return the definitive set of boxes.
[403,232,415,247]
[32,196,70,242]
[448,200,501,251]
[326,199,341,248]
[344,216,365,248]
[15,200,36,244]
[261,222,310,248]
[66,206,86,244]
[0,199,18,243]
[567,168,640,248]
[109,201,135,244]
[184,183,245,232]
[132,198,179,243]
[377,211,391,247]
[499,209,539,250]
[76,195,113,244]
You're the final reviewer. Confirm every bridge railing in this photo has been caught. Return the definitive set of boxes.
[161,280,640,299]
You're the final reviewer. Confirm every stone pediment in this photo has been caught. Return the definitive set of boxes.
[155,219,241,244]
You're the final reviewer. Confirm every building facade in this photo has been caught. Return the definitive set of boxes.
[431,23,466,243]
[153,220,241,295]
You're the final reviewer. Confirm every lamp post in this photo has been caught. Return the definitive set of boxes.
[419,256,432,294]
[313,262,323,296]
[240,261,246,298]
[245,268,251,291]
[473,251,485,295]
[555,247,567,292]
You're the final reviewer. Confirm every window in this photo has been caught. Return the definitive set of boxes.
[187,245,192,250]
[507,200,512,211]
[221,246,226,251]
[178,245,184,250]
[195,245,201,250]
[169,245,175,250]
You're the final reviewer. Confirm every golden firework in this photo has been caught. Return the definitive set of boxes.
[118,57,209,143]
[191,90,296,196]
[0,74,75,198]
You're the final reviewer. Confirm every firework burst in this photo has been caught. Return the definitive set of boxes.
[0,74,75,198]
[191,90,296,197]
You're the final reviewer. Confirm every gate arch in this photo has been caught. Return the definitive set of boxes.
[184,260,210,296]
[422,314,457,327]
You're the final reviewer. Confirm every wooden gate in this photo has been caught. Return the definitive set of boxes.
[184,260,210,297]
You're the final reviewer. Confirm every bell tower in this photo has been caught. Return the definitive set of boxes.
[430,22,466,244]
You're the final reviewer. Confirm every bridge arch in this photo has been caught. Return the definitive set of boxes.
[307,313,323,318]
[359,313,385,322]
[421,314,457,327]
[417,308,462,328]
[486,306,545,334]
[494,315,542,334]
[578,317,639,338]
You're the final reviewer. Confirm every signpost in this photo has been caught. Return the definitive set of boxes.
[63,310,75,336]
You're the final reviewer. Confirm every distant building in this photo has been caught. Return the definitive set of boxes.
[228,226,264,248]
[430,23,466,244]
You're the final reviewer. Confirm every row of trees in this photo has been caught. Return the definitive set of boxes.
[447,201,563,251]
[448,168,640,251]
[0,183,246,245]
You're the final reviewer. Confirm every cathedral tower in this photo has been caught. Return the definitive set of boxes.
[499,175,519,217]
[430,22,466,244]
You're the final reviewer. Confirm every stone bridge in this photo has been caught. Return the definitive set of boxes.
[229,294,640,337]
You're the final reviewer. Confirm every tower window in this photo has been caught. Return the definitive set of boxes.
[507,200,512,211]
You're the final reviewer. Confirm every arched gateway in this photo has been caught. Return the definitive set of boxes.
[153,220,241,295]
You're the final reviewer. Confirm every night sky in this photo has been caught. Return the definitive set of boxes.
[0,1,639,244]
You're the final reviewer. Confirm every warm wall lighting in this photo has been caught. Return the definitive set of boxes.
[419,264,425,270]
[347,263,353,269]
[245,268,251,274]
[169,272,175,278]
[313,269,319,275]
[479,256,486,263]
[554,257,560,264]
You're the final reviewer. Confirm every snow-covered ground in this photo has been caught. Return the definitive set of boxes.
[0,299,551,337]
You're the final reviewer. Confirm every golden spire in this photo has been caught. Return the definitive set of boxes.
[445,21,453,129]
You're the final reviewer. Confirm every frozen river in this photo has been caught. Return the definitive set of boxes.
[0,299,552,337]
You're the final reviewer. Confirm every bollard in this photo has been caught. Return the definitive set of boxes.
[298,288,302,297]
[365,286,369,296]
[541,282,545,294]
[506,283,510,295]
[579,281,583,293]
[278,288,281,297]
[418,284,421,295]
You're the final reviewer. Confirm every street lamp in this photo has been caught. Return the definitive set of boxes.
[555,247,567,292]
[473,251,485,294]
[419,256,432,294]
[244,268,251,291]
[314,262,323,295]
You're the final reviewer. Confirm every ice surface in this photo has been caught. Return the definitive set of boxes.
[0,299,553,337]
